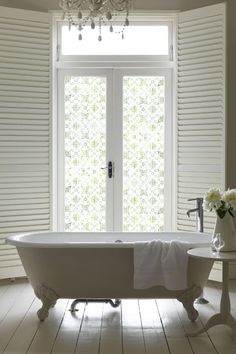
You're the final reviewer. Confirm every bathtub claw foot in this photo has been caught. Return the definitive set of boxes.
[177,285,202,322]
[35,284,59,321]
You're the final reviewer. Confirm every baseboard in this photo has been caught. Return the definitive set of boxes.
[0,266,26,280]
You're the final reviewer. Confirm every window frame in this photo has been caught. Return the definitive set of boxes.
[51,12,177,232]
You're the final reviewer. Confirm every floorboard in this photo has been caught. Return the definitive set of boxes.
[0,281,27,325]
[99,301,122,354]
[51,301,86,354]
[0,279,236,354]
[122,300,146,354]
[174,297,217,354]
[156,299,193,354]
[139,299,169,354]
[75,302,103,354]
[27,299,69,354]
[3,298,41,354]
[0,283,34,352]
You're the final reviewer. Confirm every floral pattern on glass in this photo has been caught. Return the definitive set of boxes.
[123,76,165,231]
[64,76,106,231]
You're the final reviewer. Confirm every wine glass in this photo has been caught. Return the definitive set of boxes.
[211,233,225,254]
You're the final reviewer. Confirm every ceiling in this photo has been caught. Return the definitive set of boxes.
[0,0,225,12]
[0,0,60,11]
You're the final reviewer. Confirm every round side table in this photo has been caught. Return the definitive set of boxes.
[187,247,236,337]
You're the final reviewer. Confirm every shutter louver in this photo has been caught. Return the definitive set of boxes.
[176,4,225,233]
[0,7,50,279]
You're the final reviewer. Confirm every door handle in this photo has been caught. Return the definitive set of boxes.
[101,161,113,178]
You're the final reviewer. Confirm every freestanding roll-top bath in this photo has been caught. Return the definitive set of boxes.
[7,231,213,322]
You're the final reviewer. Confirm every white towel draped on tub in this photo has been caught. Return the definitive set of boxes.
[133,240,190,291]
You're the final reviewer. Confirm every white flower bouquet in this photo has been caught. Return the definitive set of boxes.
[204,188,236,219]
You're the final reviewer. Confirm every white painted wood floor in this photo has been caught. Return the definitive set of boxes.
[0,279,236,353]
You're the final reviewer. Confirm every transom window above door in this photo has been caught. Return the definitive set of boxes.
[56,19,173,62]
[60,24,170,56]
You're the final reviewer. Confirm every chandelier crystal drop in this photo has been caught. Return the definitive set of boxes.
[59,0,130,41]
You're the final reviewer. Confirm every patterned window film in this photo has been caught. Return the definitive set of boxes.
[64,76,107,231]
[123,76,165,231]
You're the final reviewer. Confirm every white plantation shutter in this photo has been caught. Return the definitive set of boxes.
[0,7,50,279]
[176,3,226,234]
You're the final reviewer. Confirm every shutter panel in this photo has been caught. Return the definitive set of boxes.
[176,3,226,233]
[0,7,50,279]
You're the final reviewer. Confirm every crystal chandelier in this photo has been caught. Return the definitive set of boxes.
[59,0,130,41]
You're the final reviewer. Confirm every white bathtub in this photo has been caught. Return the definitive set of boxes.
[7,231,213,322]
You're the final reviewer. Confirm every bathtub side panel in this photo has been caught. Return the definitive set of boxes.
[17,247,213,299]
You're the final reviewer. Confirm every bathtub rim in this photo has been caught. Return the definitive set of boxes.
[6,231,212,248]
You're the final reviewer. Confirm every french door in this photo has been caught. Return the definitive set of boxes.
[57,68,172,232]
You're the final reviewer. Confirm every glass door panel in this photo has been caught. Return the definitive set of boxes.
[123,76,165,231]
[58,68,172,232]
[63,75,107,231]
